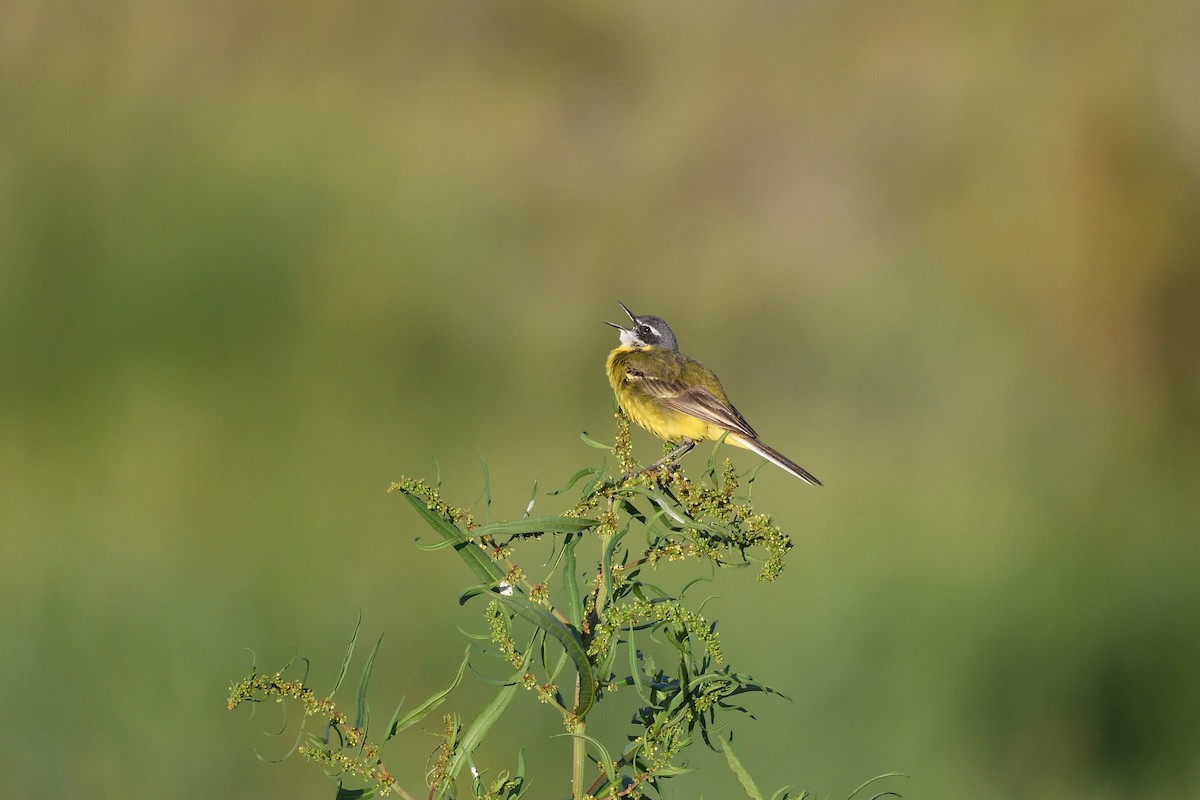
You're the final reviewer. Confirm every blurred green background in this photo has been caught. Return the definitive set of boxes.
[3,2,1198,798]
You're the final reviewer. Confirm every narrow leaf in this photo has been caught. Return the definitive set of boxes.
[459,583,504,605]
[512,747,528,799]
[745,459,767,501]
[524,480,538,517]
[579,468,608,498]
[335,782,373,799]
[478,453,491,520]
[329,614,363,697]
[627,627,651,705]
[562,535,583,629]
[720,736,766,800]
[556,731,617,791]
[602,520,632,570]
[355,632,385,732]
[846,773,908,800]
[399,491,504,584]
[381,694,406,744]
[415,534,472,552]
[769,787,803,800]
[549,467,599,496]
[478,516,599,537]
[705,432,730,487]
[492,592,595,719]
[579,431,612,449]
[677,576,713,600]
[445,653,529,784]
[386,646,471,739]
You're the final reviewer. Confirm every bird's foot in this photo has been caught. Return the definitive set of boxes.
[639,439,695,477]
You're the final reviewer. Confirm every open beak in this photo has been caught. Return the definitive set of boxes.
[603,301,636,330]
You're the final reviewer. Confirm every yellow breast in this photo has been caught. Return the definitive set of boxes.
[606,346,716,443]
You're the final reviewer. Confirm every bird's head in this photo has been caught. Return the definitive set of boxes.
[604,302,679,351]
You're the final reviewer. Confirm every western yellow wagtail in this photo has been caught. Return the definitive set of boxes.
[605,302,822,485]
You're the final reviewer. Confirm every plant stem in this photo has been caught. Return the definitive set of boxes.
[572,672,586,800]
[575,509,614,798]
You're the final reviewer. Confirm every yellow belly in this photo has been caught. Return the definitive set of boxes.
[606,346,721,443]
[619,392,716,442]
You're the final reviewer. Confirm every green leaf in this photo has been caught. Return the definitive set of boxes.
[444,653,529,786]
[380,694,405,742]
[549,467,599,496]
[705,432,730,487]
[677,575,713,600]
[478,453,492,521]
[579,431,612,449]
[458,583,503,605]
[648,493,725,538]
[335,782,374,799]
[719,735,765,800]
[355,632,385,732]
[846,773,908,800]
[627,627,651,705]
[602,520,632,570]
[745,459,767,501]
[385,646,471,739]
[562,535,583,629]
[414,533,472,551]
[639,505,680,541]
[477,516,600,537]
[654,764,697,779]
[492,591,596,719]
[556,731,617,792]
[254,699,306,763]
[329,614,363,697]
[544,643,570,685]
[399,491,504,584]
[769,786,806,800]
[579,469,609,498]
[524,480,538,516]
[510,747,528,799]
[465,453,489,522]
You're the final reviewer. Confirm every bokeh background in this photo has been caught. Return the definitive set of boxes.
[3,2,1198,798]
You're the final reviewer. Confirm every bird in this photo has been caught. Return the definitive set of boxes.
[604,302,822,486]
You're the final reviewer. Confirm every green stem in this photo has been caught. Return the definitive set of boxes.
[574,503,615,799]
[572,673,586,800]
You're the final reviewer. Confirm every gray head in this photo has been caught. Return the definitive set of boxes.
[603,301,679,351]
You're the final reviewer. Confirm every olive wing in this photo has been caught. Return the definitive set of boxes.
[636,373,758,439]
